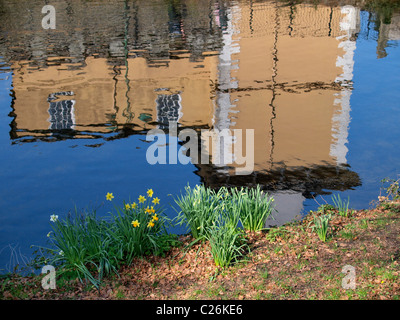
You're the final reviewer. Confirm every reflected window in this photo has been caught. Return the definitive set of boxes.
[156,93,182,129]
[47,92,76,130]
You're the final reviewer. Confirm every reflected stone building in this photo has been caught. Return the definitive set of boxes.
[194,2,362,225]
[3,0,225,141]
[0,0,378,224]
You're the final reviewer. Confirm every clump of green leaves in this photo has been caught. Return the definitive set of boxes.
[109,199,172,264]
[174,184,223,240]
[46,210,120,288]
[206,216,249,269]
[332,194,351,217]
[173,184,275,267]
[308,214,331,242]
[231,185,275,232]
[42,191,176,289]
[174,184,276,239]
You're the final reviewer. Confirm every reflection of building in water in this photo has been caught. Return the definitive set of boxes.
[3,0,227,140]
[0,0,225,66]
[5,1,364,223]
[206,3,360,171]
[10,54,218,140]
[212,4,241,172]
[330,5,359,166]
[196,2,361,225]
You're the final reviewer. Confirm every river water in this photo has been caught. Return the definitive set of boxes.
[0,0,399,273]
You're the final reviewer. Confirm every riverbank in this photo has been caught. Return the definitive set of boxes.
[1,197,399,300]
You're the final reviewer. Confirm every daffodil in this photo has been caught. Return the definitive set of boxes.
[106,192,114,201]
[152,214,159,221]
[152,197,160,205]
[131,220,140,228]
[50,214,58,222]
[138,195,146,203]
[147,189,154,198]
[145,206,155,214]
[125,203,131,210]
[147,221,155,228]
[131,202,137,209]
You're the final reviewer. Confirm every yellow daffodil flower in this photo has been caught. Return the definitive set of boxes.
[138,195,146,203]
[131,202,137,209]
[147,189,154,198]
[152,197,160,205]
[152,214,159,221]
[125,204,131,210]
[131,220,140,228]
[147,221,155,228]
[106,192,114,201]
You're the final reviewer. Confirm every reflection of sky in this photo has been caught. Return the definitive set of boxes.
[0,61,12,147]
[304,11,400,213]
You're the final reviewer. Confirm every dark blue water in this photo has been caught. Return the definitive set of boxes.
[0,4,400,273]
